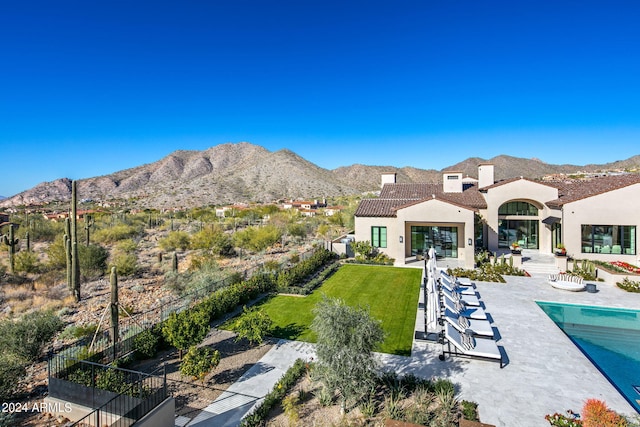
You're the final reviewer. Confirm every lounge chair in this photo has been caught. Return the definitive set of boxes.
[440,270,474,287]
[440,275,477,296]
[442,307,494,337]
[548,274,586,292]
[441,286,481,306]
[612,245,622,254]
[442,296,487,320]
[439,323,503,368]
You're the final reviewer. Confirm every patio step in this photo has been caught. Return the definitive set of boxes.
[521,261,561,277]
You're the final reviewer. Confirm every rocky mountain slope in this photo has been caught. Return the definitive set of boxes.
[2,142,639,209]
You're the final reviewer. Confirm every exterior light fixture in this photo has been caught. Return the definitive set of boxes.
[399,236,403,243]
[468,238,473,246]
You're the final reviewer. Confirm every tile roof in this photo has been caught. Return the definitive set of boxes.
[545,174,640,207]
[355,182,487,217]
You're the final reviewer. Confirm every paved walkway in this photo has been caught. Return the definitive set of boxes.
[179,255,640,427]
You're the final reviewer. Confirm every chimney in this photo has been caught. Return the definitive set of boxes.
[478,164,495,188]
[442,171,463,193]
[381,172,397,188]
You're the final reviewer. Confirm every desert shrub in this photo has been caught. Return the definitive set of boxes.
[93,224,141,244]
[180,346,220,382]
[133,328,160,359]
[59,323,99,341]
[233,306,273,345]
[78,243,109,279]
[0,353,27,400]
[233,225,282,252]
[45,235,67,270]
[0,310,64,362]
[159,231,191,251]
[112,253,139,276]
[191,226,235,256]
[115,238,137,253]
[14,251,41,274]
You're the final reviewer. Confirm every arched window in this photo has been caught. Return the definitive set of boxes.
[498,201,538,216]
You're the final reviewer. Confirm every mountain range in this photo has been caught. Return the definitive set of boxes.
[2,142,639,209]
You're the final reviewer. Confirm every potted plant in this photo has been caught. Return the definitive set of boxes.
[555,243,567,256]
[510,241,521,254]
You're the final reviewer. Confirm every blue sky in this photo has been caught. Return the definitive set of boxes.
[2,1,640,197]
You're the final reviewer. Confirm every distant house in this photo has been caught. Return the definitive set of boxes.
[43,209,99,222]
[0,212,9,224]
[355,164,640,268]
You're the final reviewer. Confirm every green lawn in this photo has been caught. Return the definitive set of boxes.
[252,264,422,356]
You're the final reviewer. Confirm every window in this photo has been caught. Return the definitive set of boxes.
[446,175,459,180]
[498,201,538,216]
[371,226,387,248]
[581,225,636,255]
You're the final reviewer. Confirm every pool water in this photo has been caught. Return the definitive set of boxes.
[537,301,640,413]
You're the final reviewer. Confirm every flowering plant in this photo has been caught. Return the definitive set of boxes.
[610,261,640,274]
[544,412,582,426]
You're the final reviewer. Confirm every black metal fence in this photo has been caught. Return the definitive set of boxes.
[53,248,318,365]
[48,356,166,427]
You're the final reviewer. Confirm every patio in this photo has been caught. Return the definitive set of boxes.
[382,265,640,426]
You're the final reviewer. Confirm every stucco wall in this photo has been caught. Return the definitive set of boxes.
[353,215,400,262]
[481,179,559,253]
[397,199,475,268]
[562,183,640,264]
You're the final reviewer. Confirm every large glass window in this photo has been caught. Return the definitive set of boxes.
[410,226,458,257]
[498,219,539,249]
[371,226,387,248]
[581,225,636,254]
[498,201,538,216]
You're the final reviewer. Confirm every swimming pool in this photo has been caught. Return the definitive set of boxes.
[537,301,640,413]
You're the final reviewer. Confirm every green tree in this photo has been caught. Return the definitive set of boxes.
[78,243,109,279]
[233,225,282,252]
[159,231,191,251]
[14,250,40,274]
[351,241,375,259]
[180,345,221,383]
[162,309,210,358]
[46,234,67,270]
[311,296,385,413]
[233,306,273,345]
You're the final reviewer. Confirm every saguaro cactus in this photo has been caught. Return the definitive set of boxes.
[84,214,94,246]
[64,218,72,291]
[172,252,178,272]
[69,181,81,301]
[110,266,119,359]
[2,224,19,274]
[25,231,30,252]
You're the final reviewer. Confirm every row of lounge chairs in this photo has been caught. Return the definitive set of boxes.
[435,270,504,368]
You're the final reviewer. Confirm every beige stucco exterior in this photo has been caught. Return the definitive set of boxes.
[355,168,640,269]
[480,178,560,252]
[561,182,640,264]
[354,199,476,269]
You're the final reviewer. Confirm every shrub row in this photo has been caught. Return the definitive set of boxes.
[277,262,340,295]
[197,271,277,322]
[276,249,336,289]
[239,358,308,427]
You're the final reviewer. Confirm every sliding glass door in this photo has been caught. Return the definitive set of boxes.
[411,226,458,257]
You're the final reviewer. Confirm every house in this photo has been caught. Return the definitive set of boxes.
[354,165,640,268]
